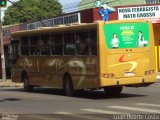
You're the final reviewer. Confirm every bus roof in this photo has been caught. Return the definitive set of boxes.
[11,19,150,37]
[11,22,98,37]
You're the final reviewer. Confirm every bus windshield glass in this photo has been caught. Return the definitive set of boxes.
[104,22,149,49]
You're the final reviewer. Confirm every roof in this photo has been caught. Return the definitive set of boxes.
[11,19,151,37]
[11,22,98,37]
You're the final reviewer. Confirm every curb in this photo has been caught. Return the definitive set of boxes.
[0,79,23,87]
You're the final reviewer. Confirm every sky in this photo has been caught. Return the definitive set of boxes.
[59,0,80,5]
[1,0,81,19]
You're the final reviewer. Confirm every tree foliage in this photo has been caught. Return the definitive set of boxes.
[3,0,62,25]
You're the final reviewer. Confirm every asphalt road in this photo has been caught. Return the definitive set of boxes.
[0,83,160,120]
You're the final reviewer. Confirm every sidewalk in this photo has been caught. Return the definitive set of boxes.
[0,79,23,87]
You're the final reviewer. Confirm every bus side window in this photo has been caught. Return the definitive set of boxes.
[20,36,29,56]
[41,34,51,56]
[76,31,89,55]
[51,33,63,55]
[8,40,19,64]
[90,30,97,55]
[64,32,76,55]
[30,36,40,56]
[21,47,29,56]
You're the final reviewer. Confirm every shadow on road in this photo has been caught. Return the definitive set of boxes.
[0,98,21,102]
[1,87,147,100]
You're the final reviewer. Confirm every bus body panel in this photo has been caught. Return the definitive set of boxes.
[100,75,156,87]
[12,56,99,89]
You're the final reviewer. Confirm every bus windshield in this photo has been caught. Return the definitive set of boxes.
[104,22,149,49]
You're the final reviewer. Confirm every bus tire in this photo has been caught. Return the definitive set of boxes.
[104,86,123,96]
[22,74,33,92]
[64,75,74,96]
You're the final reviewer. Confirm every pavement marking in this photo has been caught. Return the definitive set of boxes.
[55,112,73,114]
[81,108,127,114]
[135,103,160,107]
[108,106,160,113]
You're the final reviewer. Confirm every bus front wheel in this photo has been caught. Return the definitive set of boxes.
[64,75,74,96]
[104,86,123,96]
[23,75,33,92]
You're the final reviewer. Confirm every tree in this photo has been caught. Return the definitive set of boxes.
[3,0,62,25]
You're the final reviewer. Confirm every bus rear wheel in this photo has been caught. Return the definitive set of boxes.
[64,75,74,96]
[104,86,123,96]
[23,75,33,92]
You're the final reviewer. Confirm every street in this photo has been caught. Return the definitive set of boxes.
[0,83,160,120]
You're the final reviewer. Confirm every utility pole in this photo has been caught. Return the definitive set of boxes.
[0,0,7,81]
[0,8,6,81]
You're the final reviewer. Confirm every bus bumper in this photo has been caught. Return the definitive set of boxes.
[100,74,156,87]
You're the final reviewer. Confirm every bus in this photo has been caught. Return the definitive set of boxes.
[9,20,156,96]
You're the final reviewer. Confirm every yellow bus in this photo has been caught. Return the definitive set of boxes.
[9,20,156,96]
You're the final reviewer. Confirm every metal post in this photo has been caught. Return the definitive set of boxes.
[0,8,6,81]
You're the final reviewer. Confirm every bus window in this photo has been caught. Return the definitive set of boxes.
[90,30,97,55]
[8,40,19,64]
[30,36,40,55]
[21,47,29,56]
[41,34,51,55]
[51,33,63,55]
[76,31,89,55]
[21,36,29,45]
[64,32,76,55]
[20,36,29,55]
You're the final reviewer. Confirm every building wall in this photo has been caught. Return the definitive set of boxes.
[3,24,27,45]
